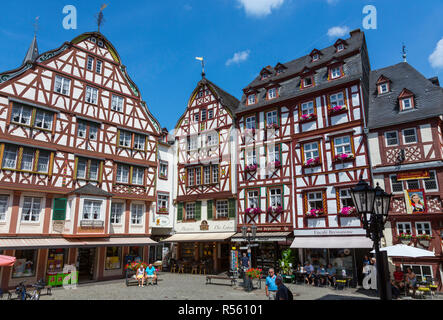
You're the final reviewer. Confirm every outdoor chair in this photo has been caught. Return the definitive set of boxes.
[199,263,206,275]
[177,263,185,274]
[191,264,199,274]
[170,264,177,273]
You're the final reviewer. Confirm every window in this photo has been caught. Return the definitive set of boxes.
[216,200,228,219]
[268,88,277,100]
[0,195,8,221]
[248,94,256,105]
[157,194,169,213]
[402,98,413,111]
[195,168,201,185]
[89,124,98,141]
[304,142,319,161]
[188,136,198,151]
[245,116,256,129]
[340,189,354,208]
[303,77,313,87]
[188,168,195,186]
[247,190,259,209]
[37,151,50,173]
[403,128,417,144]
[85,86,98,105]
[12,250,37,278]
[34,109,53,130]
[424,171,438,191]
[90,37,97,44]
[402,265,432,283]
[21,197,42,222]
[334,136,352,155]
[201,109,207,121]
[268,145,280,163]
[194,113,200,123]
[132,167,145,185]
[116,164,130,184]
[159,161,168,179]
[77,121,87,138]
[185,203,196,220]
[119,130,132,148]
[54,75,71,95]
[83,200,102,220]
[111,95,124,112]
[21,148,34,171]
[337,43,344,52]
[105,247,121,270]
[78,121,99,141]
[301,101,314,115]
[76,158,100,181]
[197,91,204,99]
[134,134,146,150]
[87,56,94,71]
[415,222,431,235]
[307,192,323,210]
[11,104,32,125]
[246,149,257,166]
[266,111,278,125]
[96,60,103,74]
[397,222,412,235]
[212,165,219,184]
[131,204,144,225]
[97,40,104,48]
[312,54,319,61]
[331,67,342,79]
[407,179,420,190]
[208,109,214,119]
[330,92,345,107]
[203,166,211,184]
[390,175,403,193]
[206,133,218,147]
[3,145,18,169]
[379,83,389,94]
[385,131,399,146]
[270,188,282,207]
[110,203,123,224]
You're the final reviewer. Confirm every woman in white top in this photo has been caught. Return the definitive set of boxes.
[136,265,145,287]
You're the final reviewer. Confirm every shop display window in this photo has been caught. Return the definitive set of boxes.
[181,243,195,260]
[47,249,67,274]
[12,250,37,278]
[105,247,122,270]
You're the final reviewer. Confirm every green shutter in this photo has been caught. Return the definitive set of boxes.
[207,200,213,220]
[53,198,67,221]
[177,203,183,221]
[228,199,236,219]
[195,201,202,221]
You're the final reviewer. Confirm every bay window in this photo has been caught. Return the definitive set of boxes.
[82,200,102,220]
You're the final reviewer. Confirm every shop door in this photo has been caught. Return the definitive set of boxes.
[77,248,96,282]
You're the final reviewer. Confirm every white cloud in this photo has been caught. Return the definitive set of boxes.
[327,26,350,38]
[226,50,250,66]
[237,0,284,17]
[429,37,443,69]
[326,0,339,5]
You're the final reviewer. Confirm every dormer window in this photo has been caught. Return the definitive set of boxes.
[401,98,413,111]
[267,88,277,100]
[337,43,344,52]
[302,76,313,88]
[248,94,256,105]
[398,89,415,111]
[261,73,270,80]
[312,54,319,62]
[378,82,389,94]
[330,66,343,79]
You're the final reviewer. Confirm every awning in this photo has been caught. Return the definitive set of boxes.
[161,232,235,243]
[0,237,157,250]
[290,236,373,249]
[231,232,292,242]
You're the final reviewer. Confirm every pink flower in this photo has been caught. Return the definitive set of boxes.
[305,157,320,166]
[340,207,356,216]
[246,164,258,172]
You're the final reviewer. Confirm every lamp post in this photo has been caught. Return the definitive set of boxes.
[241,224,257,291]
[351,179,392,300]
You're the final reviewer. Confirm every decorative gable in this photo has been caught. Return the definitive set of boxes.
[334,39,348,52]
[309,49,322,62]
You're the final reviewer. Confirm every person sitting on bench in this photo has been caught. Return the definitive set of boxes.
[145,264,157,285]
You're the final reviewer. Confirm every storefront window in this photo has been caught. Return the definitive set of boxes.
[105,247,122,270]
[305,249,328,268]
[329,249,354,277]
[12,250,37,278]
[181,243,195,260]
[47,249,67,274]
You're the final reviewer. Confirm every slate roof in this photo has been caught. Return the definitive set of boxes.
[368,62,443,129]
[236,29,367,114]
[23,35,39,65]
[203,78,240,114]
[69,184,113,197]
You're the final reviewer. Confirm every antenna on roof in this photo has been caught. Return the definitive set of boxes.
[96,4,108,32]
[402,43,407,63]
[195,57,205,78]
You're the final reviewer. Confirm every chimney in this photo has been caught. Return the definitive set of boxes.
[349,29,361,37]
[428,77,440,87]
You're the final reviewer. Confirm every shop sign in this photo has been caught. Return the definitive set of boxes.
[294,228,366,236]
[53,221,65,233]
[80,220,104,228]
[200,220,209,231]
[397,170,429,181]
[256,226,291,232]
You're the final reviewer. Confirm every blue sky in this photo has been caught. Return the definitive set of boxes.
[0,0,442,130]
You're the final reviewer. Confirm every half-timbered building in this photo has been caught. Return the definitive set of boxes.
[163,76,238,273]
[368,62,443,290]
[0,32,161,290]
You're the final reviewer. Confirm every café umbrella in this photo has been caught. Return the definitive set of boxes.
[0,255,16,267]
[371,244,435,258]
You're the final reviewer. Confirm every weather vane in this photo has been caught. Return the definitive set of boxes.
[195,57,205,78]
[96,4,108,32]
[402,43,407,63]
[34,16,40,36]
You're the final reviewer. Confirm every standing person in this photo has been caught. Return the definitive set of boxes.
[275,276,293,300]
[145,264,157,285]
[265,268,278,300]
[240,253,250,272]
[136,264,145,287]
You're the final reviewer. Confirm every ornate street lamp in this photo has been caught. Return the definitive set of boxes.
[241,224,257,291]
[351,180,392,300]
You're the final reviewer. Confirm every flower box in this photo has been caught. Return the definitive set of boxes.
[267,206,283,214]
[329,105,348,115]
[339,207,357,216]
[306,209,324,218]
[266,123,280,130]
[159,174,167,179]
[246,164,258,172]
[303,157,321,168]
[300,113,317,123]
[245,208,262,215]
[398,233,413,240]
[158,207,168,214]
[267,161,281,169]
[334,153,355,162]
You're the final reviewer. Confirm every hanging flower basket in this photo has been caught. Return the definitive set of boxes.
[329,105,347,115]
[304,157,321,167]
[245,208,262,215]
[306,209,324,218]
[246,164,258,172]
[267,206,283,214]
[334,153,355,162]
[300,113,316,123]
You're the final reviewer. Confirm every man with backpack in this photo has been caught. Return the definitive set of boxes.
[275,276,294,300]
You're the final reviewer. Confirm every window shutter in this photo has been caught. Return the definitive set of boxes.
[98,161,104,183]
[33,150,40,172]
[229,199,236,219]
[177,203,183,221]
[207,200,213,220]
[0,143,5,168]
[195,201,202,221]
[48,152,55,176]
[53,198,67,221]
[116,130,120,147]
[73,157,79,180]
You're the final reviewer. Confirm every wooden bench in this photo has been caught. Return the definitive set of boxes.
[206,275,237,286]
[126,270,159,287]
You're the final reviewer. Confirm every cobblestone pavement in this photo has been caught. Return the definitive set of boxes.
[10,273,433,301]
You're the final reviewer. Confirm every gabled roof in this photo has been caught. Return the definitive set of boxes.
[376,75,391,84]
[398,88,414,98]
[69,183,113,197]
[368,62,443,129]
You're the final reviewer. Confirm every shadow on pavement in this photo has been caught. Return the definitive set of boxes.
[315,294,376,300]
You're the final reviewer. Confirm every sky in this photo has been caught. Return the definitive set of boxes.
[0,0,442,131]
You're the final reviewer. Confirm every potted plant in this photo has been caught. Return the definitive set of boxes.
[246,164,258,172]
[245,207,262,215]
[329,105,347,115]
[267,205,283,214]
[267,123,279,130]
[244,268,262,292]
[300,113,316,122]
[334,153,354,162]
[267,161,281,170]
[304,157,321,167]
[339,206,356,216]
[306,208,324,218]
[278,249,295,283]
